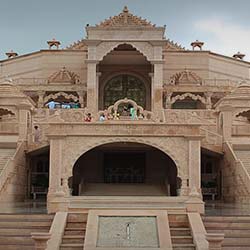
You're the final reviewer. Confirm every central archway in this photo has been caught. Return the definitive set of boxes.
[71,142,179,197]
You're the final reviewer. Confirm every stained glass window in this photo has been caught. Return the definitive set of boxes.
[104,75,146,108]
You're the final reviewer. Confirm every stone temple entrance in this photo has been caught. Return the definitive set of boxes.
[71,142,179,196]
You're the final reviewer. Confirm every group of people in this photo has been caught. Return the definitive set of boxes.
[45,100,81,109]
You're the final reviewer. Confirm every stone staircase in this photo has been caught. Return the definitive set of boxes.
[203,216,250,250]
[168,214,195,250]
[60,213,88,250]
[0,148,16,174]
[0,213,53,250]
[234,148,250,176]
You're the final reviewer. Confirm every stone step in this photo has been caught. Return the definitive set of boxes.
[0,221,51,228]
[207,229,250,237]
[169,221,189,228]
[67,213,88,223]
[60,243,84,250]
[204,222,250,229]
[223,237,250,245]
[171,235,193,244]
[64,228,86,235]
[172,243,195,250]
[62,235,84,244]
[0,214,54,220]
[203,216,250,222]
[222,247,250,250]
[0,228,49,235]
[0,236,33,245]
[170,228,191,236]
[0,244,34,250]
[66,222,87,229]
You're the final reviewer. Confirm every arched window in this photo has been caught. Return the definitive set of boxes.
[103,75,146,109]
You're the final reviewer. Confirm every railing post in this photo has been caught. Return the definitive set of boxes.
[31,232,51,250]
[206,233,224,250]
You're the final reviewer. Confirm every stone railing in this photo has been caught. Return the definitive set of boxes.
[98,98,154,121]
[232,124,250,136]
[224,142,250,196]
[200,128,223,148]
[0,141,25,195]
[202,79,237,87]
[14,78,48,85]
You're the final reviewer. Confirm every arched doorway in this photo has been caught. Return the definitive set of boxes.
[71,142,179,197]
[98,44,152,110]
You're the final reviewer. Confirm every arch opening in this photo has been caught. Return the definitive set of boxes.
[71,142,179,197]
[98,44,152,110]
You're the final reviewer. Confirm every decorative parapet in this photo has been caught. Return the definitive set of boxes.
[98,98,154,121]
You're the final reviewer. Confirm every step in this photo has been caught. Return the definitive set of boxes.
[222,247,250,250]
[0,244,34,250]
[0,228,49,235]
[171,235,193,244]
[170,228,191,236]
[66,222,87,229]
[67,213,88,223]
[169,221,189,228]
[64,229,85,235]
[62,235,84,244]
[0,214,54,220]
[172,243,195,250]
[60,243,84,250]
[203,216,250,223]
[207,229,250,237]
[223,237,250,245]
[0,221,51,228]
[205,222,250,229]
[0,236,33,245]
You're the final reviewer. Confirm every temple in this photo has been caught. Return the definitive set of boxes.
[0,6,250,250]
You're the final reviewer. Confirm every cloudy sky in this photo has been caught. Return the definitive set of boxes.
[0,0,250,60]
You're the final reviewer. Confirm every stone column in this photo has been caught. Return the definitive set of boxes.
[86,60,98,115]
[188,137,201,195]
[185,136,204,213]
[180,177,189,196]
[48,137,64,198]
[18,102,32,142]
[205,92,213,109]
[77,90,85,108]
[37,90,45,108]
[219,105,233,142]
[152,61,164,113]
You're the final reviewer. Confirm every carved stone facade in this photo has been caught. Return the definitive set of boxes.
[0,7,250,214]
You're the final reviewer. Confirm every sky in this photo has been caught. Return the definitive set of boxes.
[0,0,250,60]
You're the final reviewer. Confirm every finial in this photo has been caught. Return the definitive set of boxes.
[123,6,129,13]
[191,40,204,50]
[47,38,61,49]
[5,50,18,59]
[233,52,245,60]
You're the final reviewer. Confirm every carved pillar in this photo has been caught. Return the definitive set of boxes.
[37,90,45,108]
[165,91,172,109]
[180,177,189,196]
[205,92,213,109]
[77,90,85,108]
[152,61,164,113]
[18,102,32,142]
[188,137,202,195]
[48,137,64,198]
[86,60,98,115]
[219,105,233,142]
